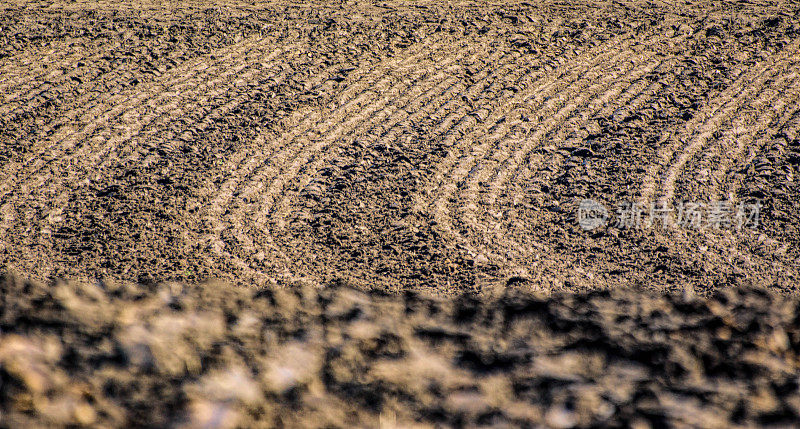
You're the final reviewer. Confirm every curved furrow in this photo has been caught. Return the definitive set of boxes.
[219,38,459,219]
[435,33,680,265]
[639,40,800,205]
[29,44,307,215]
[0,38,105,80]
[693,71,800,202]
[711,98,800,200]
[0,41,201,128]
[201,32,452,205]
[0,36,290,199]
[480,65,666,210]
[242,41,502,229]
[497,77,665,209]
[415,30,658,219]
[51,36,322,188]
[469,77,669,267]
[0,35,277,193]
[427,33,671,245]
[238,70,489,279]
[0,54,116,120]
[262,39,558,228]
[200,38,449,225]
[0,40,115,99]
[381,45,549,162]
[452,58,665,262]
[28,35,439,282]
[247,45,541,280]
[260,43,525,215]
[204,54,459,278]
[0,37,296,251]
[410,34,670,277]
[197,37,461,277]
[549,78,664,155]
[245,65,475,233]
[655,58,800,205]
[0,39,154,121]
[402,33,604,158]
[715,81,800,201]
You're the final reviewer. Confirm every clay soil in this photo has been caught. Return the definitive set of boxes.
[2,0,800,426]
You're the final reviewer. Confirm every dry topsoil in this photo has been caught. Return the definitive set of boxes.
[1,0,799,295]
[4,1,800,427]
[2,274,800,427]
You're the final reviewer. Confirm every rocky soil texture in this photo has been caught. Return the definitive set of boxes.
[3,275,800,427]
[2,0,800,426]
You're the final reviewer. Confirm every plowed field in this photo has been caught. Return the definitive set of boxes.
[2,0,799,295]
[2,0,800,426]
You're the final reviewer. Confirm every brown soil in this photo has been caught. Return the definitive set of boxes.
[2,0,800,426]
[1,0,799,295]
[4,274,800,427]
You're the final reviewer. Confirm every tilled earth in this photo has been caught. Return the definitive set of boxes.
[3,0,800,426]
[1,0,799,295]
[4,274,800,427]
